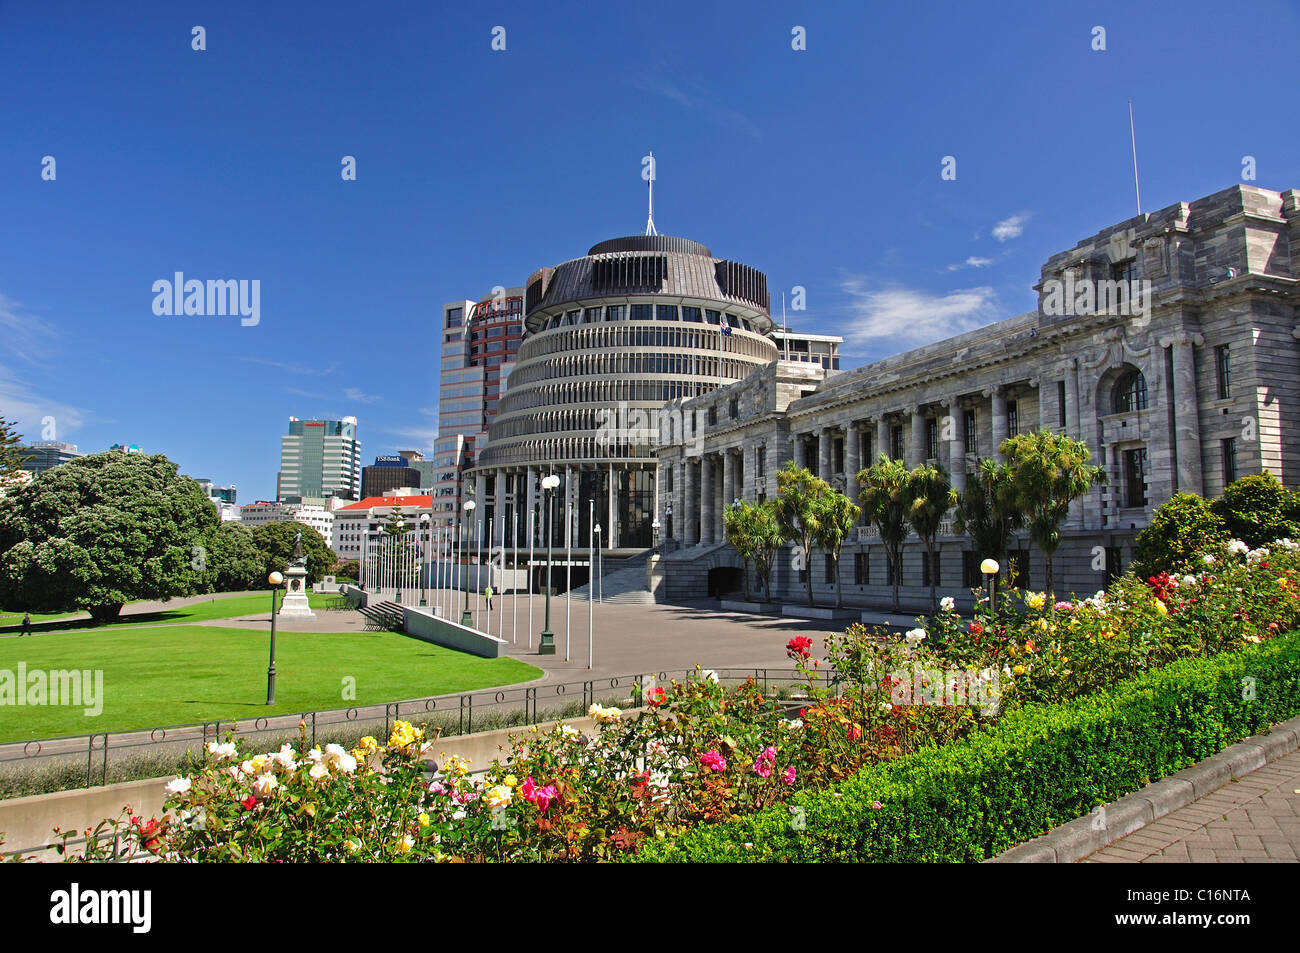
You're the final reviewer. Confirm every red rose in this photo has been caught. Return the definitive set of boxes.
[240,796,259,811]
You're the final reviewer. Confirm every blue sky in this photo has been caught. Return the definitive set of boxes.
[3,0,1298,501]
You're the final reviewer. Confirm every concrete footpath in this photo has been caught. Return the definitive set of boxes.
[993,714,1300,863]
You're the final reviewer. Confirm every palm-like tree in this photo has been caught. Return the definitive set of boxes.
[1001,430,1107,599]
[953,458,1023,589]
[858,455,911,612]
[811,491,861,608]
[723,498,786,602]
[906,463,956,613]
[774,462,829,607]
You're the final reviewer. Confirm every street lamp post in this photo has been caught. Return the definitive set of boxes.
[652,518,661,555]
[266,571,284,705]
[461,500,476,627]
[538,474,560,655]
[394,515,406,604]
[980,558,1000,609]
[594,523,602,604]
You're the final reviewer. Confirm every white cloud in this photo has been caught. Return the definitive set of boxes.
[344,387,380,404]
[947,256,995,271]
[0,293,59,365]
[839,277,1000,348]
[630,75,761,140]
[237,356,338,376]
[991,214,1029,242]
[0,364,90,442]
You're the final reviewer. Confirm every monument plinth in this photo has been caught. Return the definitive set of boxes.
[278,565,316,619]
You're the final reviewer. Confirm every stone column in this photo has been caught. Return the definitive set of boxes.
[607,462,616,549]
[494,471,506,548]
[817,429,831,480]
[673,460,686,542]
[844,424,861,515]
[910,408,927,467]
[990,389,1008,460]
[949,398,967,495]
[700,455,714,545]
[1065,364,1080,439]
[876,417,891,463]
[685,460,698,544]
[1163,332,1205,496]
[722,449,736,511]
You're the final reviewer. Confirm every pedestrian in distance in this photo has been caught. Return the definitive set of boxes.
[21,612,31,636]
[485,585,494,611]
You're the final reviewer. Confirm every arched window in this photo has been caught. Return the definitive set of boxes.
[1113,369,1148,413]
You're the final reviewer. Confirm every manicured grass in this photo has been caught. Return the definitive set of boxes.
[0,592,334,634]
[0,624,542,741]
[0,609,79,627]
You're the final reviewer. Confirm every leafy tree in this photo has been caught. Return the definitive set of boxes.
[1133,492,1228,580]
[332,558,361,582]
[208,521,265,592]
[906,463,956,613]
[383,505,410,539]
[723,500,762,601]
[252,521,332,585]
[0,452,217,622]
[811,490,860,608]
[1211,472,1299,549]
[953,458,1023,586]
[1002,430,1106,599]
[858,455,911,612]
[773,462,831,607]
[0,417,32,481]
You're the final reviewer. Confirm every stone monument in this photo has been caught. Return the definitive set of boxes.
[278,530,317,620]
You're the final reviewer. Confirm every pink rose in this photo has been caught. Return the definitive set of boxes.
[753,759,772,779]
[782,766,796,786]
[700,750,727,772]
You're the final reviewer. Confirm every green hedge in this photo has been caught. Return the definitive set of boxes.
[635,633,1300,862]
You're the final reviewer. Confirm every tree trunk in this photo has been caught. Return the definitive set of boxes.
[1045,549,1055,602]
[88,603,123,624]
[891,549,901,613]
[834,554,843,608]
[928,543,937,614]
[805,536,815,607]
[742,557,752,602]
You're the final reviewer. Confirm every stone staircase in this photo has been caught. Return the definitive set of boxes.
[659,541,738,601]
[567,550,655,604]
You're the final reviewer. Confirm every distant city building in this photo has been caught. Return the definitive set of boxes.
[240,500,335,549]
[332,492,434,560]
[361,455,423,499]
[195,478,240,521]
[772,329,842,371]
[276,416,361,503]
[20,441,85,474]
[109,443,144,455]
[433,288,525,527]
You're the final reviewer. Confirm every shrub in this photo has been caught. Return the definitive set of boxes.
[1212,472,1299,549]
[635,630,1300,862]
[1133,491,1227,580]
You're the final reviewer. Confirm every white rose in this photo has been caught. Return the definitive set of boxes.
[308,762,330,781]
[165,777,192,796]
[940,596,955,612]
[206,741,237,761]
[252,773,279,797]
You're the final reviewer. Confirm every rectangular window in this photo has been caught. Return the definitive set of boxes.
[1057,381,1067,428]
[679,306,701,323]
[606,305,626,322]
[757,446,766,479]
[926,418,938,461]
[1105,546,1123,587]
[584,307,602,324]
[833,437,844,475]
[1124,448,1148,507]
[655,305,678,322]
[446,306,463,328]
[630,304,652,321]
[964,409,977,454]
[962,551,980,590]
[1222,437,1238,486]
[891,425,904,461]
[1007,549,1029,589]
[1216,344,1231,399]
[921,551,941,588]
[1007,401,1019,438]
[704,310,721,325]
[824,554,835,585]
[854,552,869,585]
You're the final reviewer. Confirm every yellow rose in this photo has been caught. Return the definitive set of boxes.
[417,813,430,828]
[1154,600,1169,616]
[504,775,518,788]
[1012,664,1026,676]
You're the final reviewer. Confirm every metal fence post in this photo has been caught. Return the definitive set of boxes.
[101,733,109,786]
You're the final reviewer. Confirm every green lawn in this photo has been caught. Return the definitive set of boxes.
[0,591,334,634]
[0,609,79,627]
[0,624,542,741]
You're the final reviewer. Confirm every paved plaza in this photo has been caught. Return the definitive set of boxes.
[1085,749,1300,863]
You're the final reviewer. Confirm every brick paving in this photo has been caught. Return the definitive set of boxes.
[1085,749,1300,863]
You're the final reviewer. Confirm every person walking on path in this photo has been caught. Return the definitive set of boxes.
[484,585,494,611]
[21,612,31,636]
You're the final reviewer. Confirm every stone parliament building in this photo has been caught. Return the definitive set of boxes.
[468,184,1298,610]
[652,184,1300,608]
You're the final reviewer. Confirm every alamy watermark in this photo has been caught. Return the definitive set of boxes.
[889,663,1001,715]
[1040,273,1151,323]
[151,272,260,326]
[0,664,103,716]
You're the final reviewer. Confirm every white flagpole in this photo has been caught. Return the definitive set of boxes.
[565,466,572,661]
[511,501,518,644]
[528,509,535,650]
[475,519,481,630]
[588,498,594,670]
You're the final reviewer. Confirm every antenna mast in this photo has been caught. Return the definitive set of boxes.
[1128,101,1142,216]
[645,151,657,236]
